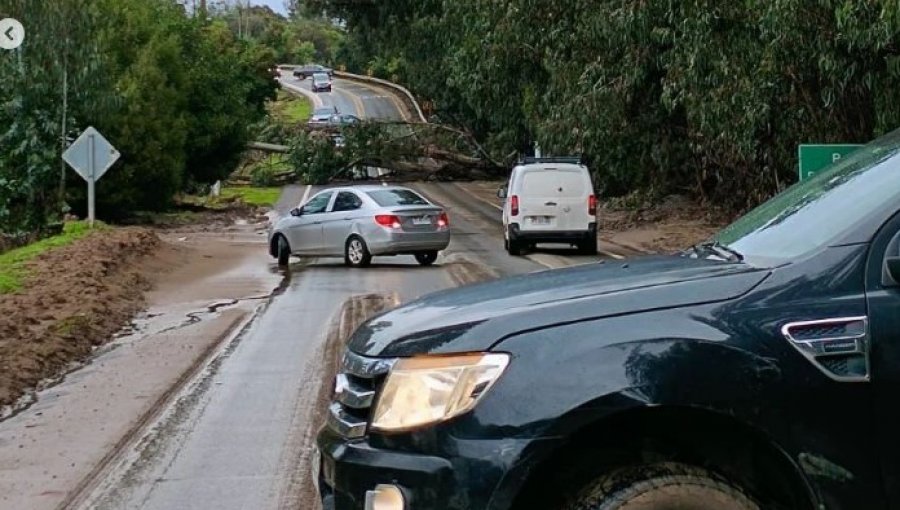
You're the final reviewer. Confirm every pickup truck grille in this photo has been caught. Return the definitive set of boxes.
[327,351,395,439]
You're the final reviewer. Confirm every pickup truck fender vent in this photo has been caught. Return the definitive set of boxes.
[781,317,869,382]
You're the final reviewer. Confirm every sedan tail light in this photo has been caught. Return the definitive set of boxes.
[588,194,597,216]
[375,214,402,229]
[437,212,450,228]
[511,195,520,217]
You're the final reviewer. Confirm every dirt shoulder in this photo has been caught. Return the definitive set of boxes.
[0,208,284,510]
[0,227,160,408]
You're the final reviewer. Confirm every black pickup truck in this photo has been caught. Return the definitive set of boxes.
[318,128,900,510]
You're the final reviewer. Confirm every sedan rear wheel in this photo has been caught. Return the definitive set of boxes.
[345,235,372,268]
[414,251,438,266]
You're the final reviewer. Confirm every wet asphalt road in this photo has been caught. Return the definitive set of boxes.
[76,76,612,510]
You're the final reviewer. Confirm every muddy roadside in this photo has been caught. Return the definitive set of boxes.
[0,206,284,510]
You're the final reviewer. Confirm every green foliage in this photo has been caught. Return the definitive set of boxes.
[314,0,900,210]
[0,221,105,293]
[0,0,278,230]
[219,187,281,207]
[288,131,351,184]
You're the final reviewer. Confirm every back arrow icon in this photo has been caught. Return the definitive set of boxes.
[0,18,24,50]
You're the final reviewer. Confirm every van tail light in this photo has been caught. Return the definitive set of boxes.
[375,214,402,229]
[588,194,597,216]
[438,212,450,228]
[511,195,520,217]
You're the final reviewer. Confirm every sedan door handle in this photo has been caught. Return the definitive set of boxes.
[312,221,322,225]
[545,201,558,206]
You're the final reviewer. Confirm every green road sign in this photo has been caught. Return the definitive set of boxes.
[798,144,863,181]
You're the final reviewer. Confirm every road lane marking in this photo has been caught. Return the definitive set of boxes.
[348,81,411,122]
[300,184,312,205]
[333,80,366,117]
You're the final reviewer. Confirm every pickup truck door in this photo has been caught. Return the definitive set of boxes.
[866,212,900,507]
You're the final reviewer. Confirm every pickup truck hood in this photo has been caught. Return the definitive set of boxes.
[348,256,770,357]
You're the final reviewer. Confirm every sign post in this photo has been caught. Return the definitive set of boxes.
[798,144,863,182]
[63,127,120,227]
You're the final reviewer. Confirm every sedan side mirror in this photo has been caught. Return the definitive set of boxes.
[886,257,900,286]
[290,207,303,217]
[497,187,508,199]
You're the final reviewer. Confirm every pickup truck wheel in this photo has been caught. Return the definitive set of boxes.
[563,463,759,510]
[276,235,290,267]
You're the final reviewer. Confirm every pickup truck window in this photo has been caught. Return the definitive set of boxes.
[716,130,900,263]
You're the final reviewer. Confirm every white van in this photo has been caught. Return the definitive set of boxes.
[498,157,597,256]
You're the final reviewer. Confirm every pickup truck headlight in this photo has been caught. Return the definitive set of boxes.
[371,353,510,432]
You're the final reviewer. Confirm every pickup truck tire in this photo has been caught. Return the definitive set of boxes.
[563,463,759,510]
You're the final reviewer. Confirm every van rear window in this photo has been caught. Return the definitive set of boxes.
[522,170,586,197]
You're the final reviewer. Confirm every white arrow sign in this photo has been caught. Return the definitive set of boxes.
[63,126,120,226]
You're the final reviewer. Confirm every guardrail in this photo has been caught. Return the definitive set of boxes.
[332,71,427,123]
[276,64,426,123]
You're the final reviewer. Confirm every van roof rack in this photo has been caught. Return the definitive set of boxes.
[518,156,583,165]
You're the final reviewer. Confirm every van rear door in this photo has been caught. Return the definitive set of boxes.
[519,167,588,231]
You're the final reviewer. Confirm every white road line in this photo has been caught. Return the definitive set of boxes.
[300,184,312,205]
[600,249,625,260]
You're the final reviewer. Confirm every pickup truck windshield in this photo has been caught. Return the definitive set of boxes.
[716,129,900,263]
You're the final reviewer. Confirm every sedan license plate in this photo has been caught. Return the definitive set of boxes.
[529,216,551,225]
[412,216,432,225]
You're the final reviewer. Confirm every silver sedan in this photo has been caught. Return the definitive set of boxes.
[268,185,451,267]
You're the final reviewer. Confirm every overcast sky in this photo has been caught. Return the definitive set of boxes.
[249,0,288,15]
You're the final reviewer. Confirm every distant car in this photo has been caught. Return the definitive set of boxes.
[311,72,333,93]
[293,64,334,80]
[327,114,360,127]
[268,186,451,268]
[308,106,339,127]
[499,156,597,256]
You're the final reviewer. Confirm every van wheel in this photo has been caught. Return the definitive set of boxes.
[345,235,372,267]
[561,463,759,510]
[578,233,598,255]
[276,236,291,266]
[507,239,524,256]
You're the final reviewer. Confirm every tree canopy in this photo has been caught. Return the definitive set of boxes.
[309,0,900,210]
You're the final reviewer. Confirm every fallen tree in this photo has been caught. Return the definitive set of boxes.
[263,120,510,185]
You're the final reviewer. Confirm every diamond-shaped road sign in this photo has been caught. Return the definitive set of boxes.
[63,126,120,183]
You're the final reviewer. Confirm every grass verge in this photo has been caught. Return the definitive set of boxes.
[272,90,312,124]
[219,187,282,207]
[0,221,105,293]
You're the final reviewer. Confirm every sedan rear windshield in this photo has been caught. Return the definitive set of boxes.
[367,189,429,207]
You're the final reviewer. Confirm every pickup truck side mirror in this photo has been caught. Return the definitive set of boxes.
[886,257,900,286]
[497,187,508,199]
[290,207,303,217]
